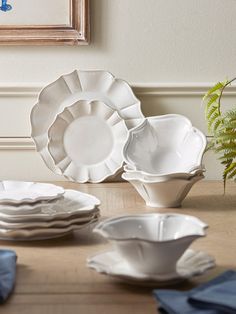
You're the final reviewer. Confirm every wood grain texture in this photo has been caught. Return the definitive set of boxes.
[0,181,235,313]
[0,0,90,45]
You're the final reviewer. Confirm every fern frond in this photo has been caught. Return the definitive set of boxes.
[212,116,223,132]
[203,81,225,100]
[207,105,219,119]
[225,110,236,121]
[207,111,221,131]
[228,168,236,179]
[223,161,236,192]
[203,78,236,191]
[204,94,219,115]
[223,120,236,129]
[217,133,236,141]
[214,142,236,153]
[219,151,236,160]
[224,162,236,176]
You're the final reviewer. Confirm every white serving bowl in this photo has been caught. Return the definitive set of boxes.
[123,114,207,176]
[123,164,205,181]
[122,172,204,207]
[94,213,208,275]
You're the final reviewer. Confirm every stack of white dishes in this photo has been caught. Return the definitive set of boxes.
[87,214,215,286]
[122,114,207,207]
[0,181,100,241]
[31,70,144,183]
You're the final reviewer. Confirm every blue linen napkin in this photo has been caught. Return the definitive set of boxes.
[153,270,236,314]
[0,249,17,303]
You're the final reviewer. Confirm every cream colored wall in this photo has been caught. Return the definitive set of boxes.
[0,0,236,180]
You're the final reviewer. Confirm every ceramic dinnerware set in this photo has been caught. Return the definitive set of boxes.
[0,181,100,241]
[29,70,215,283]
[30,70,207,208]
[122,115,207,207]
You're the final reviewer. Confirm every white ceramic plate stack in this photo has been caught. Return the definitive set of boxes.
[122,114,207,207]
[30,70,144,183]
[0,181,100,241]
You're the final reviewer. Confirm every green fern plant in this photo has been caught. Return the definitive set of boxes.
[203,78,236,191]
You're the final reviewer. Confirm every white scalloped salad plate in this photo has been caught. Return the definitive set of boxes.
[48,100,128,183]
[0,181,64,205]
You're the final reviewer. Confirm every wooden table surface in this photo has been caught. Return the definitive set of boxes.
[1,181,236,314]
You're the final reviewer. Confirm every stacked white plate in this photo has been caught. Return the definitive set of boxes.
[30,70,144,183]
[0,181,100,241]
[122,114,207,207]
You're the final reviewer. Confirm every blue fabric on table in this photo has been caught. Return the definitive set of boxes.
[0,249,17,303]
[189,271,236,314]
[153,270,236,314]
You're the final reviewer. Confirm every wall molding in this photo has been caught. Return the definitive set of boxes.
[0,82,236,98]
[132,83,236,97]
[0,85,41,97]
[0,82,232,150]
[0,138,35,150]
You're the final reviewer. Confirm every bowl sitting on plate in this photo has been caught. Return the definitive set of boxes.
[94,213,208,275]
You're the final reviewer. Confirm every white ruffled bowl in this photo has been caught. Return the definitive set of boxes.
[94,213,207,275]
[123,164,205,181]
[122,172,204,207]
[123,114,207,176]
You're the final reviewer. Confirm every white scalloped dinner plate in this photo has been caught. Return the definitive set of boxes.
[0,181,64,205]
[48,100,128,183]
[0,218,98,241]
[0,212,100,230]
[30,70,144,175]
[0,189,100,222]
[87,249,215,286]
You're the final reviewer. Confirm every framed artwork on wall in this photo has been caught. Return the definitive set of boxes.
[0,0,89,45]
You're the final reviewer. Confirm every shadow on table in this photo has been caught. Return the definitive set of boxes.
[0,226,107,248]
[0,215,118,248]
[111,264,234,294]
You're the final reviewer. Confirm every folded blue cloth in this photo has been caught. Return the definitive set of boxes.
[0,249,17,303]
[153,270,236,314]
[189,271,236,314]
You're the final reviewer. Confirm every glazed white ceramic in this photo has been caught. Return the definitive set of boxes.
[0,218,99,241]
[30,70,144,174]
[0,202,44,216]
[87,249,215,285]
[0,206,42,216]
[0,189,100,222]
[0,213,100,230]
[0,181,64,205]
[48,100,128,183]
[123,115,207,175]
[122,172,204,207]
[94,213,208,275]
[123,164,206,181]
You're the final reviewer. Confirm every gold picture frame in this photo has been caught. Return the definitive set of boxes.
[0,0,90,45]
